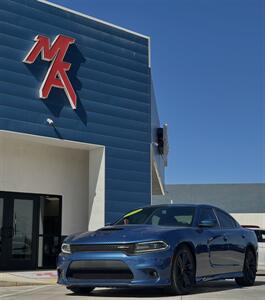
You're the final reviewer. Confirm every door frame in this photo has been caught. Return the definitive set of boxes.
[38,194,63,269]
[0,191,40,270]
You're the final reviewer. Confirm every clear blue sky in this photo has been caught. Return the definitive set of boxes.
[50,0,264,184]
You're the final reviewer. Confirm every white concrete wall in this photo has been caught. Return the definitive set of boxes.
[153,184,265,214]
[88,147,105,230]
[0,131,104,235]
[153,184,265,228]
[232,213,265,228]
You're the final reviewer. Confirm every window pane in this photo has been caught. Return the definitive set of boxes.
[0,198,3,254]
[255,230,265,243]
[115,206,195,227]
[215,209,235,229]
[199,208,218,223]
[115,207,157,225]
[147,207,195,227]
[12,199,33,259]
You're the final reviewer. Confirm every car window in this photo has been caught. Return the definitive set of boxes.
[254,230,265,243]
[114,206,195,227]
[215,209,236,229]
[115,207,157,225]
[199,208,219,228]
[146,207,195,227]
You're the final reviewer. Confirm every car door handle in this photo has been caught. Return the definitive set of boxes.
[208,235,222,243]
[208,237,214,243]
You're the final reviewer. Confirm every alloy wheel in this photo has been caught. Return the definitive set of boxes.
[176,250,194,289]
[235,249,256,286]
[166,245,195,295]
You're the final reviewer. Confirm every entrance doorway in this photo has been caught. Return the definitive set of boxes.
[0,192,39,270]
[0,192,62,270]
[38,195,62,268]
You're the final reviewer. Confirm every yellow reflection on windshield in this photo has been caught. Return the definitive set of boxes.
[124,208,143,218]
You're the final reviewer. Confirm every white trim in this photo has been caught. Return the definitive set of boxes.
[151,147,165,196]
[153,159,165,196]
[0,129,103,150]
[88,147,105,230]
[37,0,150,41]
[148,37,151,68]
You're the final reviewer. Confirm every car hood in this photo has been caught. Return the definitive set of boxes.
[67,225,189,244]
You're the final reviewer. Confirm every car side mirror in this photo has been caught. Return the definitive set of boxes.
[198,219,217,228]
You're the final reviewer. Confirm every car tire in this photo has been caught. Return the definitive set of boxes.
[235,248,256,286]
[67,286,95,294]
[165,245,196,295]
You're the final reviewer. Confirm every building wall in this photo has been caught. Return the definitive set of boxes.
[153,183,265,227]
[0,133,91,235]
[0,0,153,223]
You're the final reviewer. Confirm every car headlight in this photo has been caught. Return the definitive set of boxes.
[134,241,169,254]
[61,243,71,254]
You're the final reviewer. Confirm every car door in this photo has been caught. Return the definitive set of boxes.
[214,209,245,273]
[196,207,229,277]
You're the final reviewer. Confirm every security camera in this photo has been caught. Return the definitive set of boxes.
[46,118,54,125]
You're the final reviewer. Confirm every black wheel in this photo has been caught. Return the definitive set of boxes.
[235,249,256,286]
[165,245,196,295]
[67,286,95,294]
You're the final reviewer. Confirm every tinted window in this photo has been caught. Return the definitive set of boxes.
[146,207,195,227]
[115,206,195,227]
[254,230,265,243]
[215,209,236,229]
[199,208,219,228]
[115,207,157,225]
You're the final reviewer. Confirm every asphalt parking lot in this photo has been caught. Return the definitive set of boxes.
[0,275,265,300]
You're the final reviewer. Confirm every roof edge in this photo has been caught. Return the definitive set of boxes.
[37,0,150,41]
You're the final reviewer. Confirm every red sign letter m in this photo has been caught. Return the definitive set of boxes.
[23,35,77,109]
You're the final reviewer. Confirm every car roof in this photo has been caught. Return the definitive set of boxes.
[139,203,223,210]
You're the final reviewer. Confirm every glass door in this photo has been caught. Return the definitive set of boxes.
[12,199,34,261]
[0,198,3,260]
[0,192,39,270]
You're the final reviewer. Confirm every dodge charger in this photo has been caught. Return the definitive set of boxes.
[57,204,258,295]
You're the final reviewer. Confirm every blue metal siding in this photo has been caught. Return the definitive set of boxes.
[0,0,152,223]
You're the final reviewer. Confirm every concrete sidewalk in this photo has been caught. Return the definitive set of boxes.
[0,270,57,287]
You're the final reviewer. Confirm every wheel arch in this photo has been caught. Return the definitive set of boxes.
[246,243,257,261]
[172,241,197,273]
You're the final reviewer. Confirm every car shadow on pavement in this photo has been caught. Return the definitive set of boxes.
[66,278,265,298]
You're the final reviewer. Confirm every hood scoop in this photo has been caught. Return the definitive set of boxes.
[97,227,123,232]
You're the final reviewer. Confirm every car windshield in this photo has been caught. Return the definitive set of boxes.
[114,206,195,227]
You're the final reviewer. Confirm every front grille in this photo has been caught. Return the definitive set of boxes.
[70,244,135,255]
[66,260,133,280]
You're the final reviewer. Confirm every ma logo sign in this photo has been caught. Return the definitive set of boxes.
[23,35,77,109]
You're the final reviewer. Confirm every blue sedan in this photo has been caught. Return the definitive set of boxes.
[57,204,258,295]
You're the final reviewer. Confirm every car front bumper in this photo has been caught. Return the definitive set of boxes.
[57,249,173,287]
